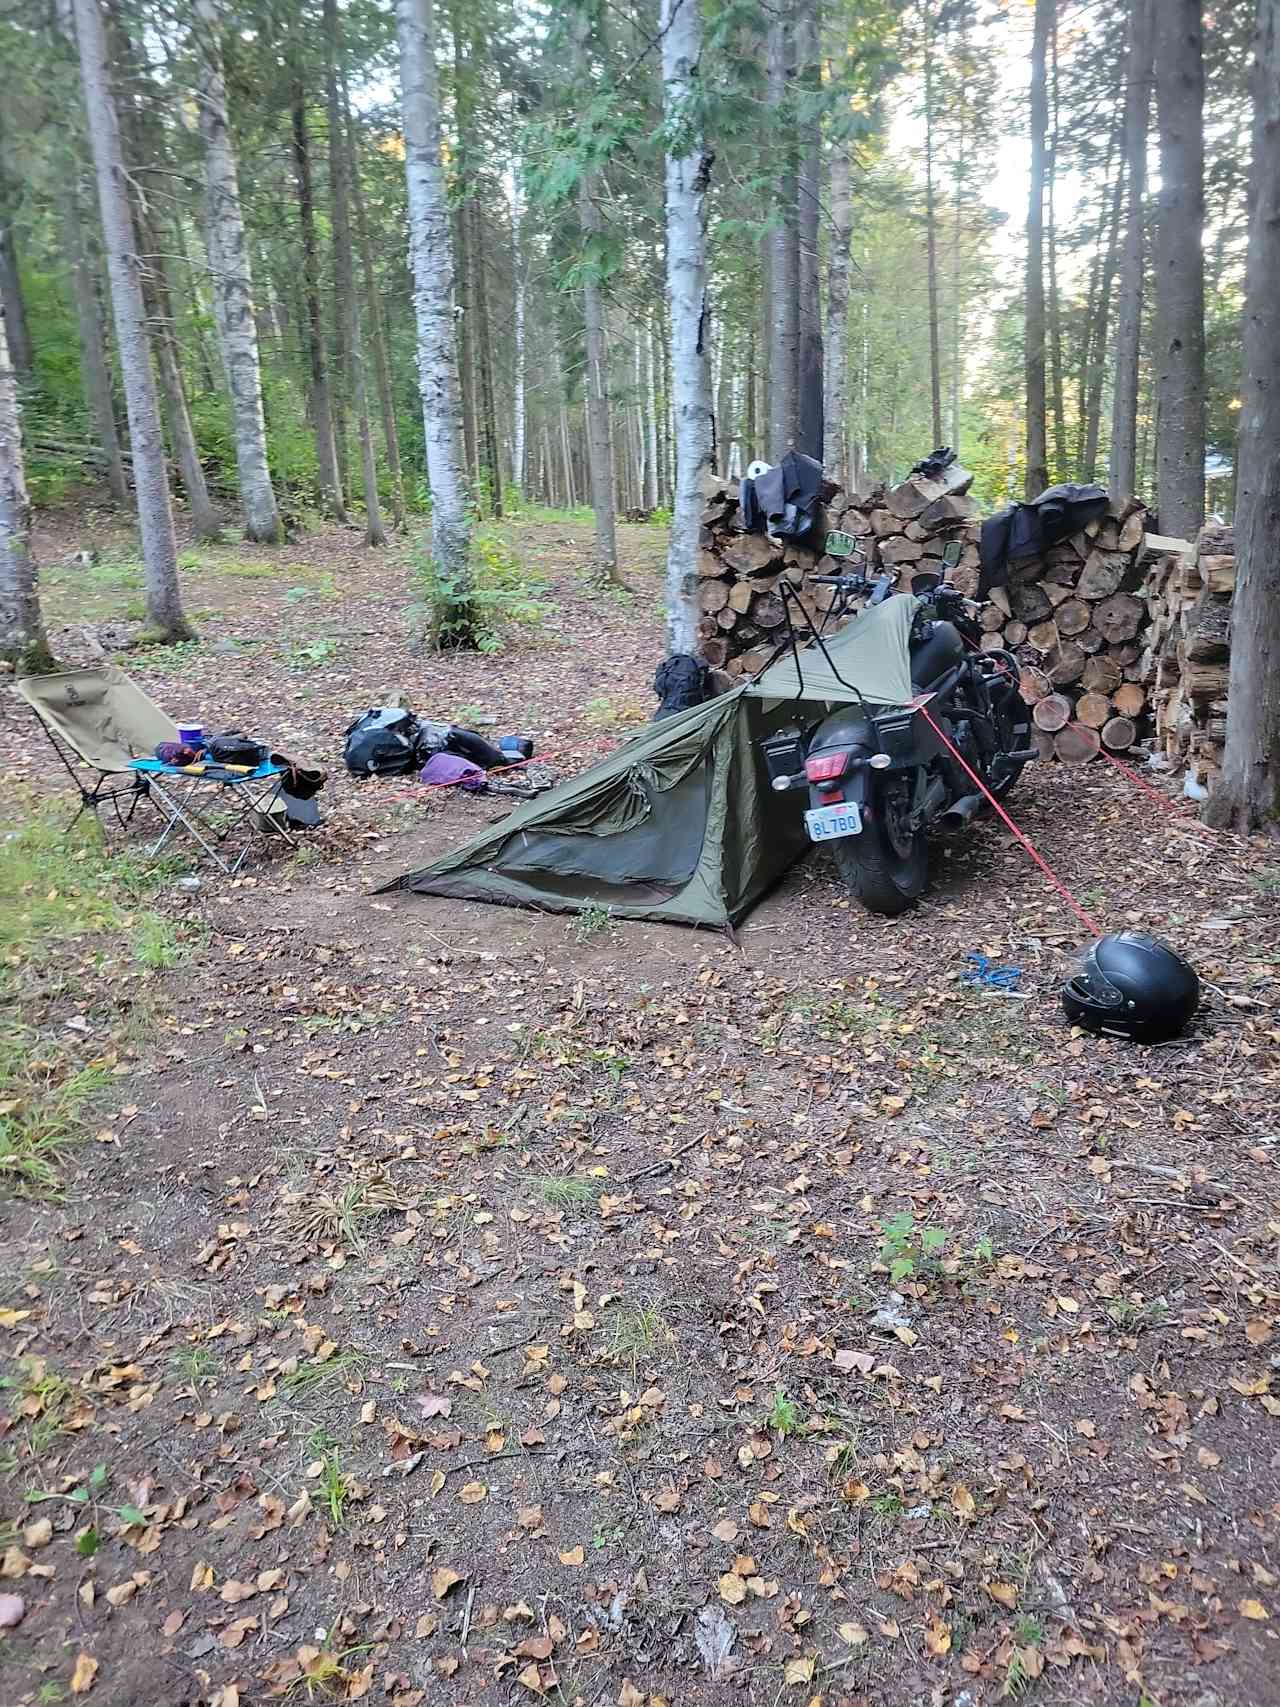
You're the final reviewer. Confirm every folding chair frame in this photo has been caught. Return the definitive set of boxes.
[27,709,156,835]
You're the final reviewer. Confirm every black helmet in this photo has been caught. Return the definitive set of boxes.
[1062,932,1199,1043]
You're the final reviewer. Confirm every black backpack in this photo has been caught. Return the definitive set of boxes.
[342,708,423,777]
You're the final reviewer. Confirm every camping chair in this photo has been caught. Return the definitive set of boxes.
[13,666,298,874]
[13,666,176,832]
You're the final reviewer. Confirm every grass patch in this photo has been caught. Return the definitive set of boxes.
[606,1303,675,1368]
[279,1349,369,1402]
[571,904,615,941]
[282,1171,414,1252]
[533,1175,600,1212]
[170,1344,217,1388]
[0,1357,74,1460]
[765,1388,804,1437]
[0,1028,112,1197]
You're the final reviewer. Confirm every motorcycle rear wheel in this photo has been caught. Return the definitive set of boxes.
[830,783,928,916]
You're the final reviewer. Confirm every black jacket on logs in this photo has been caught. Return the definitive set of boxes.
[740,451,825,546]
[978,482,1110,597]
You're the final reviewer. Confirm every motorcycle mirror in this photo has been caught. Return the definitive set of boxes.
[941,541,963,569]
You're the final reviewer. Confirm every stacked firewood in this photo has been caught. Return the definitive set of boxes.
[697,462,981,678]
[1144,524,1235,787]
[976,499,1161,761]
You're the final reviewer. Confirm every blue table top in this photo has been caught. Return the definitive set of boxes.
[130,757,283,782]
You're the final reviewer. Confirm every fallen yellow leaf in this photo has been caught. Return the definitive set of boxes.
[985,1581,1019,1609]
[459,1481,487,1505]
[559,1546,585,1567]
[783,1655,815,1685]
[950,1484,975,1520]
[718,1571,747,1605]
[1240,1598,1269,1621]
[431,1567,465,1600]
[70,1653,98,1694]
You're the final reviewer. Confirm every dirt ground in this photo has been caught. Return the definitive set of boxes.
[1,506,1279,1707]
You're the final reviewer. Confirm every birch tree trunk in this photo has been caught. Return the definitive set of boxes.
[71,0,191,641]
[0,313,52,672]
[1153,0,1205,538]
[1204,0,1280,833]
[824,139,852,492]
[923,7,944,448]
[1024,0,1051,498]
[643,327,659,510]
[325,0,385,546]
[766,5,797,454]
[509,159,526,498]
[193,0,280,543]
[290,87,346,521]
[1110,0,1153,498]
[59,175,128,504]
[660,0,712,657]
[1046,10,1067,478]
[794,0,823,462]
[396,0,475,642]
[346,85,406,531]
[1081,143,1124,481]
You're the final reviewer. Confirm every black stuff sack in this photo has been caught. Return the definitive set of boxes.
[343,707,422,777]
[207,730,269,767]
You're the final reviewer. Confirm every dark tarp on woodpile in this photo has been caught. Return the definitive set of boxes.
[383,595,920,928]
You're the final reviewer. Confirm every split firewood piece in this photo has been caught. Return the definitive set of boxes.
[1032,693,1072,732]
[698,579,730,614]
[1076,552,1126,600]
[1111,681,1147,719]
[1018,666,1052,704]
[1101,715,1137,751]
[1055,599,1091,637]
[1054,722,1102,764]
[1026,619,1060,652]
[1080,654,1122,695]
[1046,641,1087,686]
[1075,692,1113,730]
[1092,592,1144,644]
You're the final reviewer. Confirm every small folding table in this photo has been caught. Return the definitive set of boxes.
[128,757,298,874]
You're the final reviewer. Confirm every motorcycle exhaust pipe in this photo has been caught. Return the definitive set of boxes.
[918,775,949,823]
[938,792,987,832]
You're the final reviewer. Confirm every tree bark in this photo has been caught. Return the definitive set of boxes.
[345,85,406,530]
[453,203,479,486]
[642,322,659,509]
[1024,0,1051,498]
[0,223,33,379]
[71,0,191,641]
[660,0,713,656]
[1046,7,1067,478]
[1204,0,1280,832]
[469,199,503,518]
[0,312,53,671]
[509,151,526,498]
[1082,128,1124,481]
[794,0,822,461]
[58,173,128,504]
[824,139,852,490]
[1110,0,1154,498]
[396,0,475,640]
[193,0,279,541]
[290,87,347,521]
[923,5,944,448]
[578,173,622,582]
[1153,0,1205,539]
[766,3,798,454]
[325,0,385,546]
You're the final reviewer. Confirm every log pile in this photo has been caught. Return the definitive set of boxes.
[1143,524,1235,788]
[696,462,981,678]
[972,499,1195,762]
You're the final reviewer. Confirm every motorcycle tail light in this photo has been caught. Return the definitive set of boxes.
[804,750,850,783]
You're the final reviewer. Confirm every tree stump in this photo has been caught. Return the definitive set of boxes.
[1054,722,1101,764]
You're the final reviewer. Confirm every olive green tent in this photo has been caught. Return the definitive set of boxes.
[385,595,921,928]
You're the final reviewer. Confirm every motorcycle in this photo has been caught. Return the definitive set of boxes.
[762,546,1036,916]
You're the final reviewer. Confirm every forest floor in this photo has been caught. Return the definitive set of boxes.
[1,502,1279,1707]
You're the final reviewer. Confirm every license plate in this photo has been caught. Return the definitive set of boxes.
[805,801,863,843]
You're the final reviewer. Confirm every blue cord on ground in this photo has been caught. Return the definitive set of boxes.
[962,952,1023,992]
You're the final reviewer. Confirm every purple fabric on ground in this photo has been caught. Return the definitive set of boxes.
[420,752,487,791]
